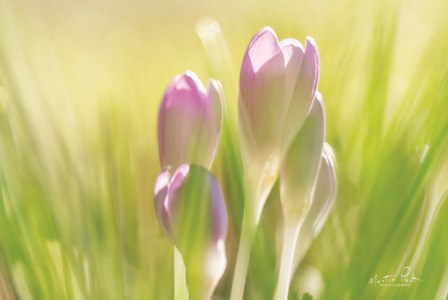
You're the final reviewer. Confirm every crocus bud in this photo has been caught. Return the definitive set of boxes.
[293,143,337,269]
[158,71,223,170]
[238,26,320,220]
[239,26,319,168]
[154,164,228,300]
[280,93,325,224]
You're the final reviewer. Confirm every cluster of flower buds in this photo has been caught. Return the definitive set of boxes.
[153,26,337,300]
[238,26,320,223]
[236,27,337,300]
[154,72,227,300]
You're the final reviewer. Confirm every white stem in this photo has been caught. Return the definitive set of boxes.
[174,247,188,300]
[230,165,276,300]
[274,222,301,300]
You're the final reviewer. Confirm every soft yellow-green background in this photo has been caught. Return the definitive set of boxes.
[0,0,447,299]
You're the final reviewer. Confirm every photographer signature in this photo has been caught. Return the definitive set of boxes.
[367,266,422,287]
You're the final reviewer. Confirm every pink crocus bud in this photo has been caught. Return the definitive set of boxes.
[293,143,337,270]
[154,164,228,300]
[280,93,325,224]
[158,71,223,170]
[238,26,320,221]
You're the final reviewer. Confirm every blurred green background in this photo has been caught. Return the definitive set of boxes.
[0,0,447,299]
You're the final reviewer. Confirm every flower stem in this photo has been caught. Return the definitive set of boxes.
[230,205,256,300]
[274,221,301,300]
[230,164,277,300]
[174,247,188,300]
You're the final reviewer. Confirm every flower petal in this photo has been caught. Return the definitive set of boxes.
[302,37,320,100]
[246,26,282,72]
[293,143,337,269]
[154,165,190,238]
[309,143,337,234]
[154,164,228,299]
[205,79,224,165]
[280,38,304,103]
[174,165,227,250]
[239,49,286,163]
[280,92,326,222]
[282,37,320,153]
[154,169,171,236]
[158,71,222,169]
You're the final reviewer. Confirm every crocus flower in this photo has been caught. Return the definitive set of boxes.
[293,143,337,270]
[274,93,325,300]
[280,92,325,224]
[154,164,228,300]
[231,27,320,300]
[238,26,320,222]
[158,71,223,170]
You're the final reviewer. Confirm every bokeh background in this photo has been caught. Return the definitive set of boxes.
[0,0,447,299]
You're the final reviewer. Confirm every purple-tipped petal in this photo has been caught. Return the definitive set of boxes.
[239,28,286,162]
[154,169,171,235]
[154,165,190,238]
[153,164,227,251]
[239,27,322,170]
[158,71,223,170]
[304,37,320,96]
[245,26,282,72]
[240,27,282,103]
[280,93,326,223]
[238,27,323,226]
[280,39,304,108]
[282,37,321,153]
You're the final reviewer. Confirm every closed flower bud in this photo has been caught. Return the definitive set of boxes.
[154,164,227,300]
[280,93,325,223]
[274,94,328,300]
[158,71,223,170]
[293,143,337,269]
[238,26,320,221]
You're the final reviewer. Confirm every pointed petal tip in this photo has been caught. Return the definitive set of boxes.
[256,26,277,37]
[322,143,336,168]
[305,36,320,71]
[314,91,325,117]
[280,38,304,51]
[180,70,207,94]
[245,26,282,72]
[171,164,190,186]
[305,36,317,48]
[315,90,323,101]
[248,26,278,51]
[208,79,223,94]
[207,79,224,118]
[311,91,325,119]
[154,170,171,196]
[280,38,305,67]
[323,143,334,155]
[162,70,207,104]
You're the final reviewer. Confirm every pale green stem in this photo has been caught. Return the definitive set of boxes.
[174,247,188,300]
[230,183,257,300]
[230,174,258,300]
[230,159,279,300]
[274,221,301,300]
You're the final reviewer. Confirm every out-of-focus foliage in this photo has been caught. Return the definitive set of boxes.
[0,0,447,299]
